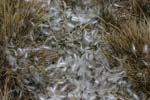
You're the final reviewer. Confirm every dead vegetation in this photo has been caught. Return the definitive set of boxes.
[0,0,53,99]
[1,0,150,99]
[103,0,150,98]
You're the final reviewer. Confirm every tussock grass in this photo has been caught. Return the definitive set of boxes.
[98,1,121,32]
[0,0,50,99]
[104,18,150,96]
[102,0,150,97]
[100,5,116,25]
[0,0,46,47]
[0,78,11,100]
[129,0,150,17]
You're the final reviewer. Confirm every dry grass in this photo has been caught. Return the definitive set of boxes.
[0,78,11,100]
[0,0,46,47]
[102,0,150,97]
[104,18,150,96]
[100,4,116,25]
[0,0,51,99]
[100,0,150,96]
[129,0,150,17]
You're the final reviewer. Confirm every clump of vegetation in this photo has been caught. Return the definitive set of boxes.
[0,0,47,47]
[129,0,150,17]
[0,0,52,99]
[100,4,116,25]
[98,1,121,32]
[64,0,84,8]
[104,18,150,97]
[101,0,150,97]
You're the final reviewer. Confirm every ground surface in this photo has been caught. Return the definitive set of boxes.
[36,0,143,100]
